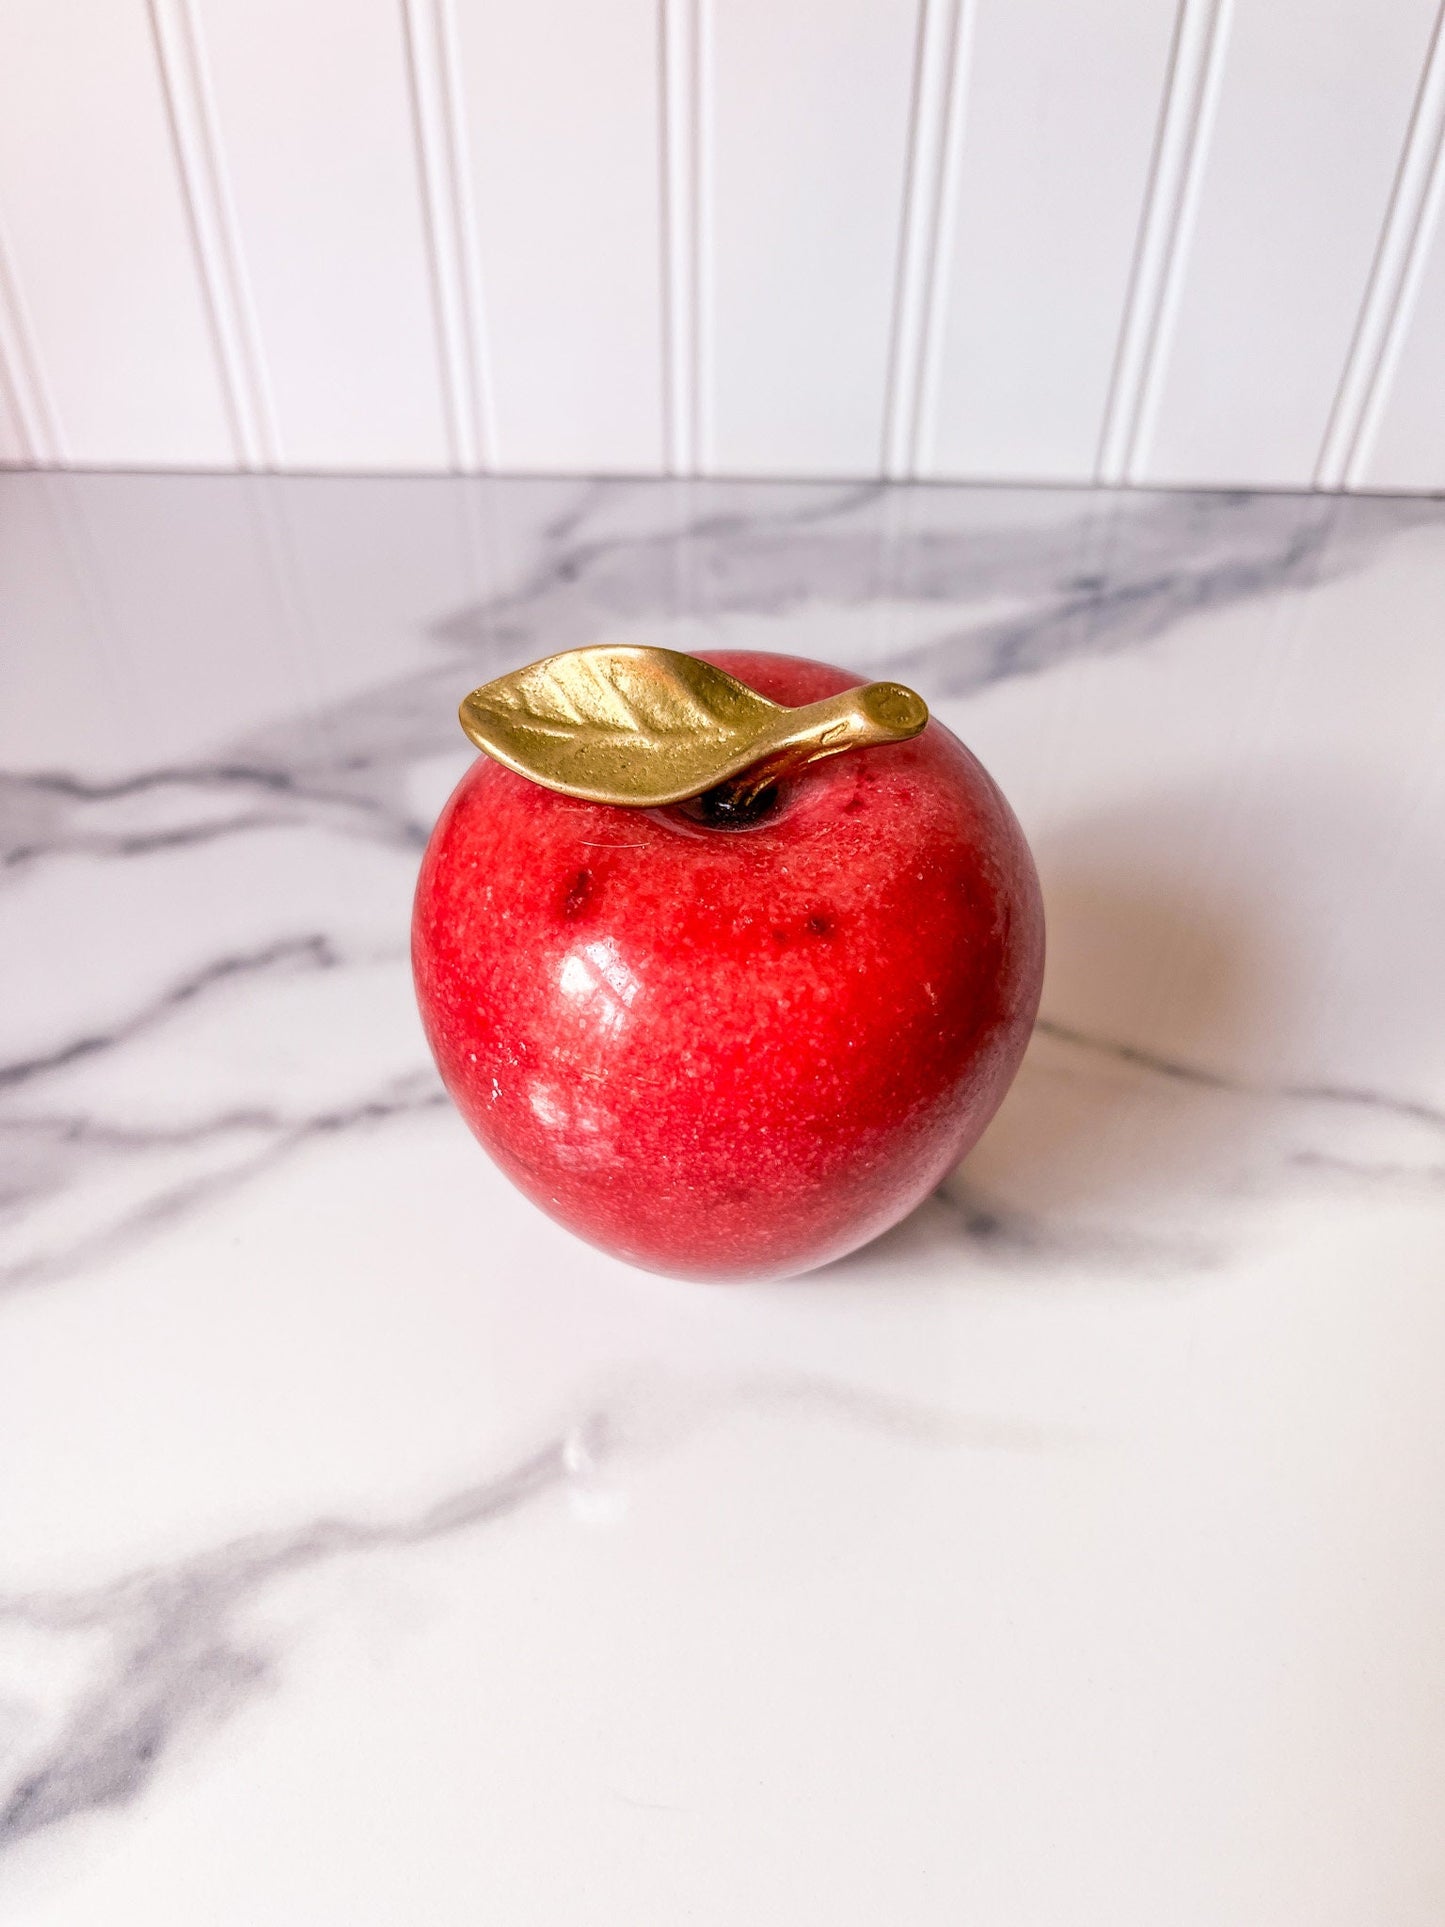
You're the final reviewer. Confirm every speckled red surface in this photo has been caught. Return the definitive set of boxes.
[412,651,1044,1280]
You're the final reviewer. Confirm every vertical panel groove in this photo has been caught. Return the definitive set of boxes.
[661,0,700,475]
[400,0,496,472]
[0,217,62,462]
[0,315,25,460]
[147,0,280,468]
[882,0,964,480]
[911,0,975,479]
[1316,0,1445,488]
[694,0,716,472]
[1095,0,1232,484]
[433,0,499,467]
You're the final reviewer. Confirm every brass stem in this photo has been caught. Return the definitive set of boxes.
[716,682,929,806]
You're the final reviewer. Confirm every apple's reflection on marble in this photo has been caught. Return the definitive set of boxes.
[862,768,1445,1280]
[931,797,1282,1272]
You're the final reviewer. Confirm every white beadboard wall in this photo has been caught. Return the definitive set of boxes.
[1,0,1443,489]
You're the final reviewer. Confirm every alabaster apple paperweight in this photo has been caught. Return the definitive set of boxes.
[411,645,1044,1281]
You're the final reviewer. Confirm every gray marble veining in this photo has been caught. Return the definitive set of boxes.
[2,473,1444,1925]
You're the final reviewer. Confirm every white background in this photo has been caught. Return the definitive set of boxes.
[1,0,1444,489]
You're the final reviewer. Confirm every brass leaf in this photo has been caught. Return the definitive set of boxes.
[458,645,929,807]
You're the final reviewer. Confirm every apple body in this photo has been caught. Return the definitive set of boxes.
[412,651,1044,1280]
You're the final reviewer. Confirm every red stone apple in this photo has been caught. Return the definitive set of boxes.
[412,650,1043,1280]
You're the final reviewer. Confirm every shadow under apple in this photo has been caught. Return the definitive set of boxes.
[825,791,1302,1282]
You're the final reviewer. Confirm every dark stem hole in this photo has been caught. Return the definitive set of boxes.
[680,780,781,830]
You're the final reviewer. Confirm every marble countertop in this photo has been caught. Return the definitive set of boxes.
[3,473,1444,1924]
